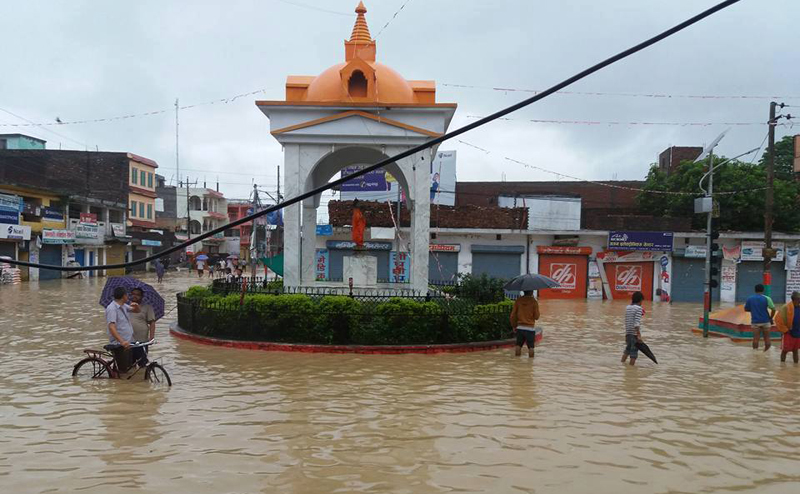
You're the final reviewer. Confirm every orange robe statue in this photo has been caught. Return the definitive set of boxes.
[352,202,366,247]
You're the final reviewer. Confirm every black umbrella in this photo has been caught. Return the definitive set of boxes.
[635,341,658,364]
[503,273,561,292]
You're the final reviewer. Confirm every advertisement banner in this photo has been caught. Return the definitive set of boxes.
[0,223,31,240]
[0,193,23,212]
[390,252,411,283]
[430,150,456,206]
[723,244,741,262]
[43,207,64,221]
[615,264,643,292]
[537,246,592,255]
[315,249,329,281]
[721,265,737,295]
[608,231,673,251]
[0,210,19,225]
[316,224,333,236]
[549,263,577,290]
[786,267,800,302]
[740,241,785,262]
[42,229,75,244]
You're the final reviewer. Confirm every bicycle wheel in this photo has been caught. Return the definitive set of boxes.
[72,357,113,380]
[144,362,172,387]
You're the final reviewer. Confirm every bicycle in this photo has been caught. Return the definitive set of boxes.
[72,339,172,387]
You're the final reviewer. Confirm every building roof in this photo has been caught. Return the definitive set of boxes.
[128,153,158,168]
[0,133,47,144]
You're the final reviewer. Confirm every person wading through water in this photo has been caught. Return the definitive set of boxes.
[510,290,540,358]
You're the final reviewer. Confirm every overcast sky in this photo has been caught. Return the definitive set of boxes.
[1,0,797,214]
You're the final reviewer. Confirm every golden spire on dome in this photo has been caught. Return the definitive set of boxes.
[349,2,372,43]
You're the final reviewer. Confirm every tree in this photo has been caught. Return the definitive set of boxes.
[637,149,800,233]
[759,135,795,176]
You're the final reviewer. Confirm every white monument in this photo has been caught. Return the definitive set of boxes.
[257,2,456,292]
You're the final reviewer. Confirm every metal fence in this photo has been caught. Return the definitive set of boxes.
[176,292,513,346]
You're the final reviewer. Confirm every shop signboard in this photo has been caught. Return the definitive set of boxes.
[684,245,707,258]
[0,223,31,240]
[42,229,75,244]
[315,249,329,280]
[141,239,162,247]
[326,240,392,251]
[316,224,333,236]
[549,263,577,290]
[608,231,673,252]
[79,212,98,225]
[537,246,592,255]
[429,244,461,253]
[596,250,661,263]
[43,207,64,221]
[740,241,785,262]
[721,265,737,295]
[111,223,125,237]
[0,209,19,225]
[74,223,99,239]
[390,252,411,283]
[0,193,23,212]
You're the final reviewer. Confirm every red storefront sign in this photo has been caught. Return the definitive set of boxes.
[79,212,98,225]
[537,246,592,255]
[429,244,461,252]
[603,261,654,300]
[538,254,588,299]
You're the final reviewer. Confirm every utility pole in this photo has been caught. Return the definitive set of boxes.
[175,98,180,182]
[185,175,192,240]
[763,101,777,297]
[277,165,281,202]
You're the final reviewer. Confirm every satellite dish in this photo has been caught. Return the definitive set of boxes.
[695,128,729,162]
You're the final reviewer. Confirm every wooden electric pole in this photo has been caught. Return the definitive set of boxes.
[764,102,778,296]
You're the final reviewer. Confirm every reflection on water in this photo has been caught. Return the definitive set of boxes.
[2,274,800,493]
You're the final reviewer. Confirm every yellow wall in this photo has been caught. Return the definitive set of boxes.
[106,244,126,276]
[128,192,156,222]
[128,159,157,224]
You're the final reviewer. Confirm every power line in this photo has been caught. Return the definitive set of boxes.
[375,0,413,39]
[273,0,353,17]
[0,107,91,149]
[442,83,800,101]
[466,115,770,127]
[4,0,744,273]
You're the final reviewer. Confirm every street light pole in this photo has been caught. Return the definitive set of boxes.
[703,152,714,337]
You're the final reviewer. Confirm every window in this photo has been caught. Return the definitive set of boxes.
[0,139,7,149]
[140,170,146,186]
[109,209,123,223]
[130,200,137,217]
[348,70,368,97]
[147,204,152,219]
[147,172,153,188]
[131,168,138,184]
[139,202,144,218]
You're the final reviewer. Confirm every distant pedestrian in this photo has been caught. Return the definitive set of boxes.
[510,290,540,358]
[208,261,215,278]
[622,291,645,366]
[196,257,205,278]
[744,284,776,351]
[775,291,800,363]
[155,259,165,283]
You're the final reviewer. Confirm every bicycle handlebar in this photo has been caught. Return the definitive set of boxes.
[129,339,156,348]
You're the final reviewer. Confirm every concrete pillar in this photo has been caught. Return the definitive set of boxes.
[282,144,302,287]
[301,203,317,284]
[394,148,430,293]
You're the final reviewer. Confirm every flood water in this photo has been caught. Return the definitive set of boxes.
[2,273,800,494]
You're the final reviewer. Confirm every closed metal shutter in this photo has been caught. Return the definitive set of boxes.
[39,244,62,281]
[736,261,786,303]
[671,257,720,303]
[0,242,15,259]
[471,248,522,280]
[428,252,459,283]
[328,249,390,281]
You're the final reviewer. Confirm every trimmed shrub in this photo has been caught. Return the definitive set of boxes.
[185,285,213,300]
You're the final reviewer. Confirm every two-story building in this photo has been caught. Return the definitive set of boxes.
[175,186,229,254]
[0,133,46,150]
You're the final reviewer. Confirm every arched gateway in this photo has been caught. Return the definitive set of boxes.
[257,2,456,291]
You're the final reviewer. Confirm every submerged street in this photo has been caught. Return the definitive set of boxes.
[2,274,799,494]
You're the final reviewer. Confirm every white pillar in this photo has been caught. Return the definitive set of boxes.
[282,144,302,287]
[396,150,430,293]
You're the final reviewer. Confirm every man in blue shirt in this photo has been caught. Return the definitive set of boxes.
[744,284,776,351]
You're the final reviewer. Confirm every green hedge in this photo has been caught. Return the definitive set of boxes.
[177,292,514,346]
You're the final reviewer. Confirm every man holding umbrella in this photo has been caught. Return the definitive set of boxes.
[505,273,559,359]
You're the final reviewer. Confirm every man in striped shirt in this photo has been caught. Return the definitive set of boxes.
[621,291,645,366]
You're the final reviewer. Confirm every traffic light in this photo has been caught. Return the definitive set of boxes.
[710,265,719,289]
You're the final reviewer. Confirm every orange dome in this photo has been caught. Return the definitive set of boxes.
[282,2,437,105]
[305,62,416,104]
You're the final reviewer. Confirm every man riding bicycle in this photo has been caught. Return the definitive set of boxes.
[105,286,146,371]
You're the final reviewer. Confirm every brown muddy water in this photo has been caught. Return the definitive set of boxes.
[1,273,799,494]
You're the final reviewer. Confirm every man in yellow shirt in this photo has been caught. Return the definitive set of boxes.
[510,290,540,358]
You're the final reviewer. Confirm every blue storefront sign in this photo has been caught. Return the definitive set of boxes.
[0,209,19,225]
[0,193,23,212]
[316,224,333,236]
[340,166,390,192]
[141,239,162,247]
[43,207,64,221]
[608,231,673,252]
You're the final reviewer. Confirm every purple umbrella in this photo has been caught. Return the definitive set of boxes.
[99,276,165,320]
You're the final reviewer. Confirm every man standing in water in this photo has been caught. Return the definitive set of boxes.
[775,291,800,363]
[510,290,540,358]
[744,284,776,351]
[622,291,645,366]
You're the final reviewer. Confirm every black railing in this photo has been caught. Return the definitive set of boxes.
[177,293,513,346]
